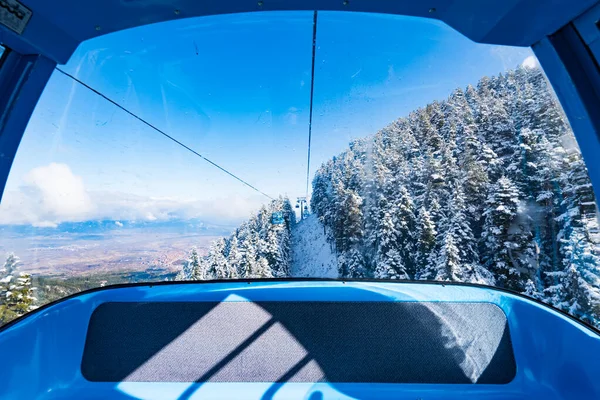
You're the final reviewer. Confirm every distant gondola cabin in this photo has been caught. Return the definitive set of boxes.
[271,211,285,225]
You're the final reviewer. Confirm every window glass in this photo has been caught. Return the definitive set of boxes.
[1,11,599,329]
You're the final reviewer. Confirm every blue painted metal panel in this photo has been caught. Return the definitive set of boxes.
[0,10,77,64]
[533,25,600,204]
[0,52,55,201]
[0,0,593,65]
[573,2,600,46]
[0,281,598,399]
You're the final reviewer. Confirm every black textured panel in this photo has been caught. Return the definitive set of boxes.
[82,301,515,384]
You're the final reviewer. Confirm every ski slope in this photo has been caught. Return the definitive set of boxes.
[290,214,339,278]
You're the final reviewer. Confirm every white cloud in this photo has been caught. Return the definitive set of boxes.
[114,221,123,227]
[2,163,94,227]
[521,55,539,69]
[0,163,266,227]
[145,212,157,221]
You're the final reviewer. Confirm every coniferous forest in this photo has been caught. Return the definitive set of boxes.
[0,255,35,325]
[311,65,600,325]
[176,198,295,281]
[188,65,600,327]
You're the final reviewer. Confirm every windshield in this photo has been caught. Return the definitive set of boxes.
[1,11,598,328]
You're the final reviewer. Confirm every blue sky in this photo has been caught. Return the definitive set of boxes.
[0,11,533,227]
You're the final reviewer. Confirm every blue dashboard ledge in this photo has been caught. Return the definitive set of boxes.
[0,279,599,399]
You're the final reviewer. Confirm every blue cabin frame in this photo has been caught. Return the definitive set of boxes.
[2,1,600,399]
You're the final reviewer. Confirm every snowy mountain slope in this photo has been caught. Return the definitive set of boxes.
[175,198,295,280]
[310,65,600,325]
[291,214,338,278]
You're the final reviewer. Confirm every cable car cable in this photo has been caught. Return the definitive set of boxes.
[305,10,318,200]
[54,67,275,200]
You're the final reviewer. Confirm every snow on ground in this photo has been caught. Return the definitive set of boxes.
[291,214,338,278]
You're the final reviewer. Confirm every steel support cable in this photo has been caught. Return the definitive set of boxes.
[305,10,318,199]
[55,67,275,200]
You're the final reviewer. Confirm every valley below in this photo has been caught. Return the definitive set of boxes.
[0,220,231,305]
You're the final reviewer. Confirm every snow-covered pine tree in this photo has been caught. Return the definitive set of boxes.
[455,92,490,231]
[175,248,200,281]
[545,229,600,325]
[435,232,462,281]
[414,207,437,278]
[226,236,242,279]
[336,186,364,253]
[394,186,417,278]
[374,248,407,280]
[2,254,18,276]
[0,254,36,324]
[443,183,486,283]
[178,198,295,281]
[546,146,600,323]
[206,238,229,279]
[376,206,409,279]
[340,248,367,278]
[482,176,534,291]
[240,229,259,277]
